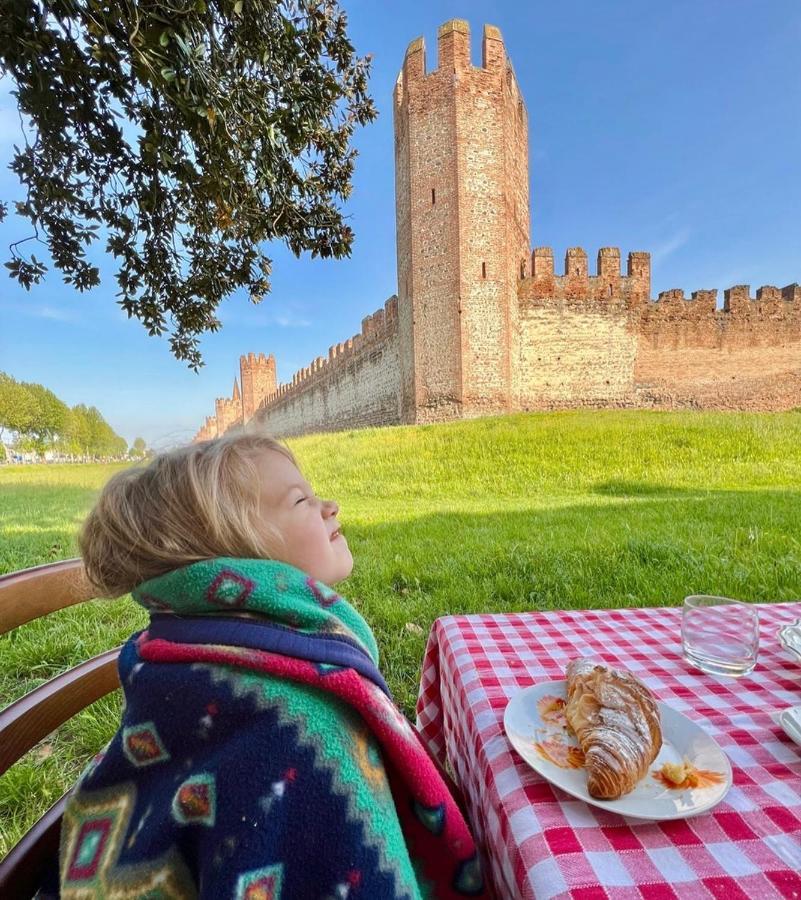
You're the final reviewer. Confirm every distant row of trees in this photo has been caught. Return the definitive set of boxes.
[0,372,146,461]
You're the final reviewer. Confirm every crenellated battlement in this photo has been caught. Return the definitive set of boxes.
[394,20,516,108]
[256,295,399,413]
[642,282,800,319]
[522,247,651,304]
[240,351,275,369]
[193,414,219,442]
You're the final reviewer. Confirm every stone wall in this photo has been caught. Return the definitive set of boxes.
[517,246,643,407]
[250,297,402,437]
[516,256,801,411]
[518,300,638,407]
[524,246,651,305]
[633,284,801,409]
[214,381,242,435]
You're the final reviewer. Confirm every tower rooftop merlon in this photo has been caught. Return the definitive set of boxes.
[395,20,510,106]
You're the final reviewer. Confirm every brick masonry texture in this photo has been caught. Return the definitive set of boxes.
[193,20,800,442]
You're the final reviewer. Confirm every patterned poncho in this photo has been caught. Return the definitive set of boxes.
[58,558,487,899]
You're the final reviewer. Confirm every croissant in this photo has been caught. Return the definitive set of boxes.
[565,658,662,800]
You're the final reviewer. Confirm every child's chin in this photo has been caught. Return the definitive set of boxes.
[338,554,354,582]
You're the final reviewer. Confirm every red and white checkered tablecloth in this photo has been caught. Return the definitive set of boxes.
[416,603,801,900]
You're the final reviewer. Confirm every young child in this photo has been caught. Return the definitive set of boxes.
[58,431,487,899]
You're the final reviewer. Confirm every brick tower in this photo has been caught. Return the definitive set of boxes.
[214,381,241,436]
[240,352,277,422]
[393,19,530,423]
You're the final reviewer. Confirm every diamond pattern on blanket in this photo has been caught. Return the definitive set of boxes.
[413,799,446,836]
[122,722,170,767]
[66,815,114,882]
[206,568,256,608]
[453,853,485,896]
[235,862,285,899]
[172,773,217,826]
[305,575,341,609]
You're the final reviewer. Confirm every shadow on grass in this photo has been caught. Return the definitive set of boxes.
[592,479,713,497]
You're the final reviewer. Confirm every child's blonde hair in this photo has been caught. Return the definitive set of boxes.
[79,430,297,598]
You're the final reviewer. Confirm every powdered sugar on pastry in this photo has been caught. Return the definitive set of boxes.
[564,657,662,800]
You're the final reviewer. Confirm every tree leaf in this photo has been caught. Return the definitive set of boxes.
[0,0,378,367]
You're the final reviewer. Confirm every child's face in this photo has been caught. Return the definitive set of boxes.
[254,450,353,586]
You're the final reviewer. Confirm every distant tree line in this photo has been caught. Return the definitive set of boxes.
[0,372,145,462]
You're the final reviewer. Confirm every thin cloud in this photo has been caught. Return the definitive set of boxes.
[6,302,81,324]
[271,312,312,328]
[217,306,313,328]
[650,228,691,267]
[35,305,79,322]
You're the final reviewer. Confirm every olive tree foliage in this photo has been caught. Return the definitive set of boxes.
[0,0,377,368]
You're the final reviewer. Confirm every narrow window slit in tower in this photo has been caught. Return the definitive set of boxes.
[431,188,435,205]
[482,262,486,279]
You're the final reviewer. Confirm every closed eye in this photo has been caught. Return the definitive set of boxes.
[294,497,306,505]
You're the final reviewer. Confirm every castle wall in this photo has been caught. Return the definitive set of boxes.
[251,298,402,437]
[195,19,800,443]
[518,301,638,406]
[502,45,531,412]
[526,246,650,305]
[517,247,642,406]
[214,394,241,436]
[454,23,529,416]
[393,56,416,424]
[633,285,801,409]
[516,261,801,410]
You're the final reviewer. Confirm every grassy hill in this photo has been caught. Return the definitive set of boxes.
[2,409,801,851]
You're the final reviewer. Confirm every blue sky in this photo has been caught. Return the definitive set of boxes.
[1,0,799,448]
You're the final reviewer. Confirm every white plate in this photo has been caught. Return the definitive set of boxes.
[503,680,732,821]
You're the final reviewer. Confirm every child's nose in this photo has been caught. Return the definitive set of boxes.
[323,499,339,516]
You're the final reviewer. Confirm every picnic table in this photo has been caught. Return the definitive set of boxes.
[417,603,801,900]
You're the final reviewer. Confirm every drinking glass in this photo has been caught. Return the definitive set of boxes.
[681,595,759,677]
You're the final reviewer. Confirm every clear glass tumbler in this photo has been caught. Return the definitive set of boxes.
[681,595,759,677]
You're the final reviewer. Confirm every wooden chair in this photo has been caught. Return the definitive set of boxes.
[0,559,121,900]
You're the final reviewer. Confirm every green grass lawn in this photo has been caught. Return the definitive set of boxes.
[2,409,801,853]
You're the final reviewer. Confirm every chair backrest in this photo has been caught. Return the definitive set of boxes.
[0,559,122,900]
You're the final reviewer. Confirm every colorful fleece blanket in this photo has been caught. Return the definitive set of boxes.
[58,558,487,899]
